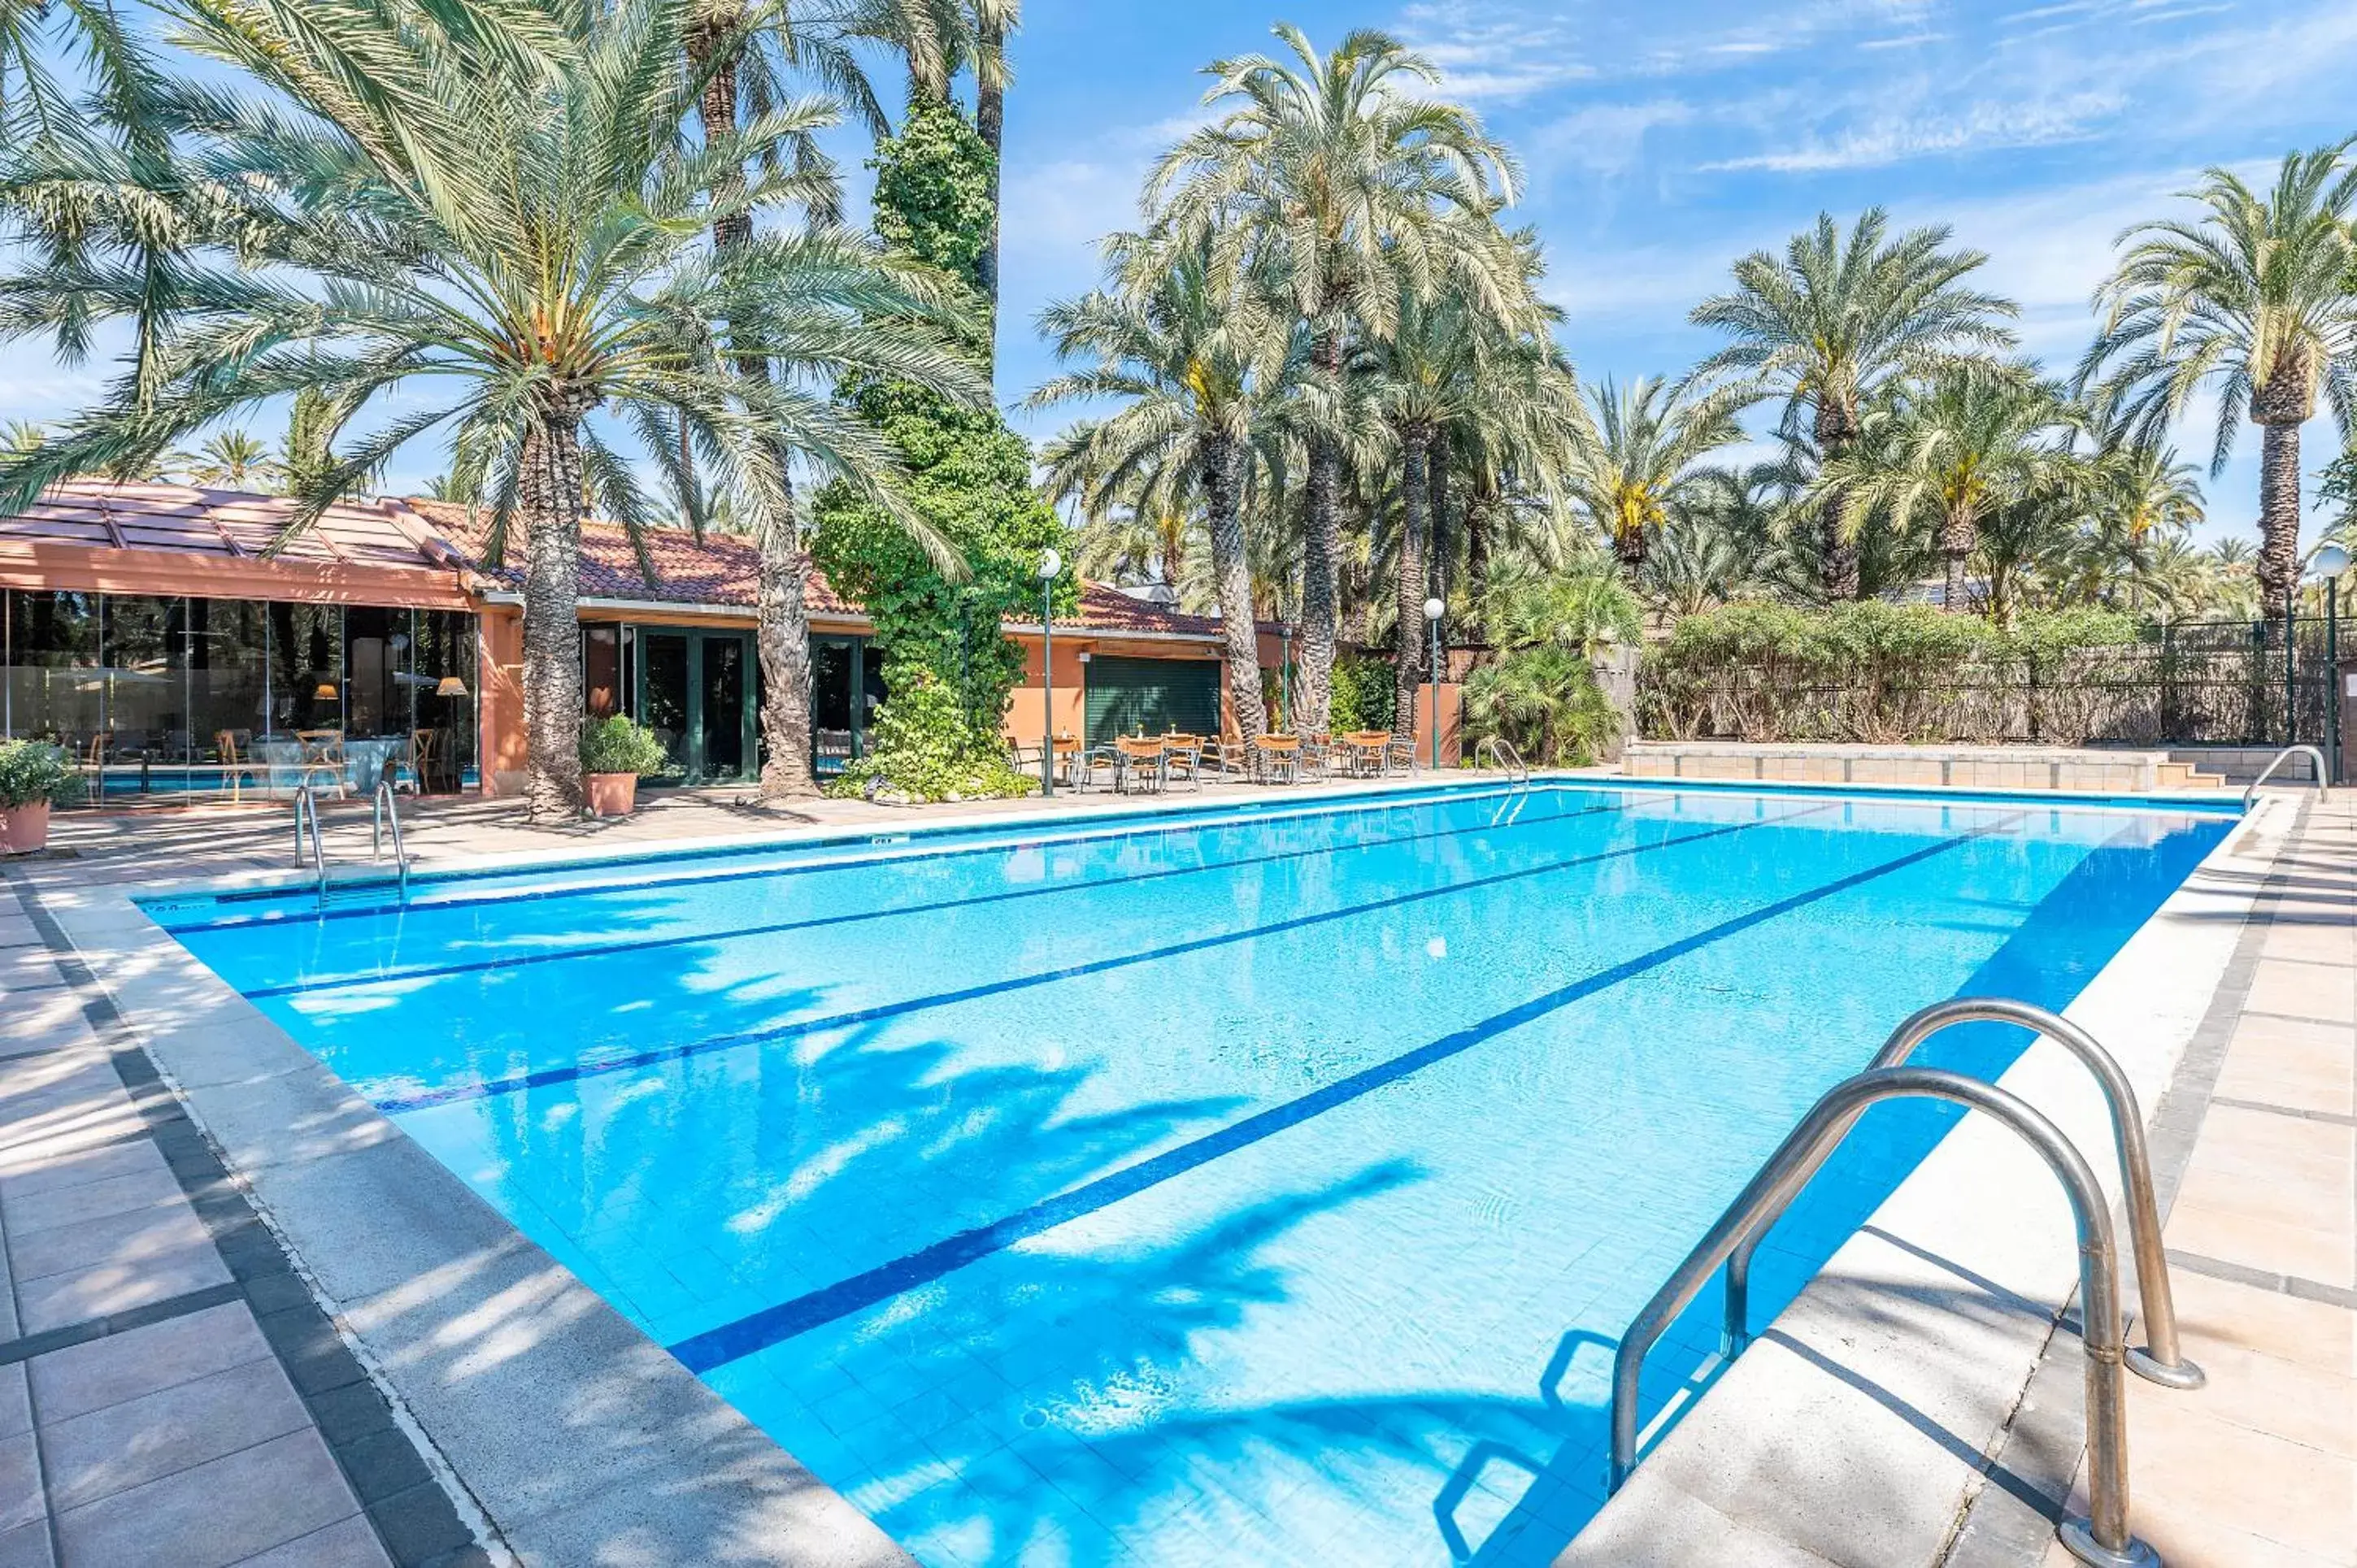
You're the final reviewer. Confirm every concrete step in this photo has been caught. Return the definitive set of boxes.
[2154,761,2228,789]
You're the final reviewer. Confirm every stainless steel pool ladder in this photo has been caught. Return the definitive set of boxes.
[292,784,326,897]
[2242,744,2329,810]
[372,779,411,896]
[1609,997,2203,1568]
[1474,736,1529,785]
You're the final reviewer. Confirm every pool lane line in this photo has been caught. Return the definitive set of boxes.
[664,809,2030,1375]
[243,792,1624,1001]
[155,781,1554,935]
[367,801,1842,1115]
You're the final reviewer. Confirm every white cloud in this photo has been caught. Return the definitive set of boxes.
[1703,91,2124,172]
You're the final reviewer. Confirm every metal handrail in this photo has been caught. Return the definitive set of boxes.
[292,784,326,897]
[372,779,410,896]
[2241,744,2329,810]
[1610,1066,2159,1568]
[1473,735,1529,784]
[1724,997,2202,1389]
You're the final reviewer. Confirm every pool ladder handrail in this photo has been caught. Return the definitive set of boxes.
[2241,744,2329,810]
[1608,998,2203,1568]
[1473,736,1529,785]
[292,783,326,897]
[371,778,411,896]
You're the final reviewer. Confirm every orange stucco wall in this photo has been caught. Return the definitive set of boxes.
[1410,681,1463,768]
[476,610,528,797]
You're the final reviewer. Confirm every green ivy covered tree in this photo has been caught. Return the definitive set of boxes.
[813,98,1072,800]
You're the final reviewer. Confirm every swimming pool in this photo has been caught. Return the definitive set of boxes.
[151,782,2233,1567]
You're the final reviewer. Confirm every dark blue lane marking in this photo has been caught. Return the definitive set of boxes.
[370,802,1837,1115]
[665,810,2026,1375]
[159,782,1544,935]
[246,793,1616,1001]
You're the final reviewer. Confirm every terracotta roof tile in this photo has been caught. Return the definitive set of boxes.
[0,481,1250,642]
[402,497,1237,640]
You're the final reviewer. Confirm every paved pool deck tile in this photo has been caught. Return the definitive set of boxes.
[2031,793,2357,1568]
[0,877,465,1568]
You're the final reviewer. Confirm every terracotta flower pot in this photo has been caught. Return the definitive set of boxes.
[583,773,639,818]
[0,801,50,855]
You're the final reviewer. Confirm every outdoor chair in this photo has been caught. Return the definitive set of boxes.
[1340,730,1391,778]
[1298,732,1337,782]
[1383,736,1420,775]
[1160,732,1205,792]
[1250,734,1302,785]
[215,730,267,804]
[1110,736,1168,795]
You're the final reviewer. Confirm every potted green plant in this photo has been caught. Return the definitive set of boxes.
[578,716,668,817]
[0,741,85,854]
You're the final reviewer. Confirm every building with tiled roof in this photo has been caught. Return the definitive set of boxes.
[0,482,1281,802]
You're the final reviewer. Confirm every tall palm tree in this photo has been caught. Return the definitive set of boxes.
[1690,208,2018,601]
[1356,274,1553,734]
[169,428,274,489]
[2080,146,2357,620]
[0,0,985,819]
[684,0,911,801]
[1149,24,1520,734]
[1814,363,2087,615]
[1030,232,1289,741]
[1559,375,1747,582]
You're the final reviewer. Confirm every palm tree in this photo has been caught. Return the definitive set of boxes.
[168,428,274,489]
[1814,363,2087,615]
[1691,208,2019,601]
[1560,375,1747,584]
[0,0,985,819]
[1356,271,1553,734]
[1030,233,1289,741]
[1150,24,1521,734]
[2081,146,2357,620]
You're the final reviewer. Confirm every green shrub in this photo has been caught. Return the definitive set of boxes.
[1328,652,1395,733]
[826,667,1037,803]
[578,716,669,778]
[1462,645,1620,767]
[1639,602,2150,744]
[0,741,84,809]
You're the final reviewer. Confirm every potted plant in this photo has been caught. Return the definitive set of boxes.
[0,741,85,854]
[579,716,668,818]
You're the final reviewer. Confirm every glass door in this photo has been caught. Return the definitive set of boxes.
[631,628,754,785]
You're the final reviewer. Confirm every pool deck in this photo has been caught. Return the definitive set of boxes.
[0,775,2341,1567]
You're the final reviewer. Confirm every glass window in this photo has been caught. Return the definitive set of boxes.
[269,603,344,735]
[344,605,405,741]
[187,598,272,798]
[413,610,476,791]
[98,594,191,799]
[3,589,103,754]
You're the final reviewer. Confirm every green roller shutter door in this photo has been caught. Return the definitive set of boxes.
[1084,655,1220,745]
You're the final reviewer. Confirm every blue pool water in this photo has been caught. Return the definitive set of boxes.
[152,783,2232,1566]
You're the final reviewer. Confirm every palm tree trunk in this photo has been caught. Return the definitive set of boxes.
[757,511,819,796]
[975,10,1004,356]
[1393,427,1431,738]
[518,418,587,819]
[1939,509,1975,615]
[1815,397,1862,602]
[1202,432,1265,743]
[2257,416,2301,622]
[1295,332,1343,735]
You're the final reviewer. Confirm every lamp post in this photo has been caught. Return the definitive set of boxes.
[1424,596,1444,770]
[2313,541,2350,785]
[1037,547,1062,797]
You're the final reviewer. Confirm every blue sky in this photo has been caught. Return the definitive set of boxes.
[990,0,2357,545]
[10,0,2357,545]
